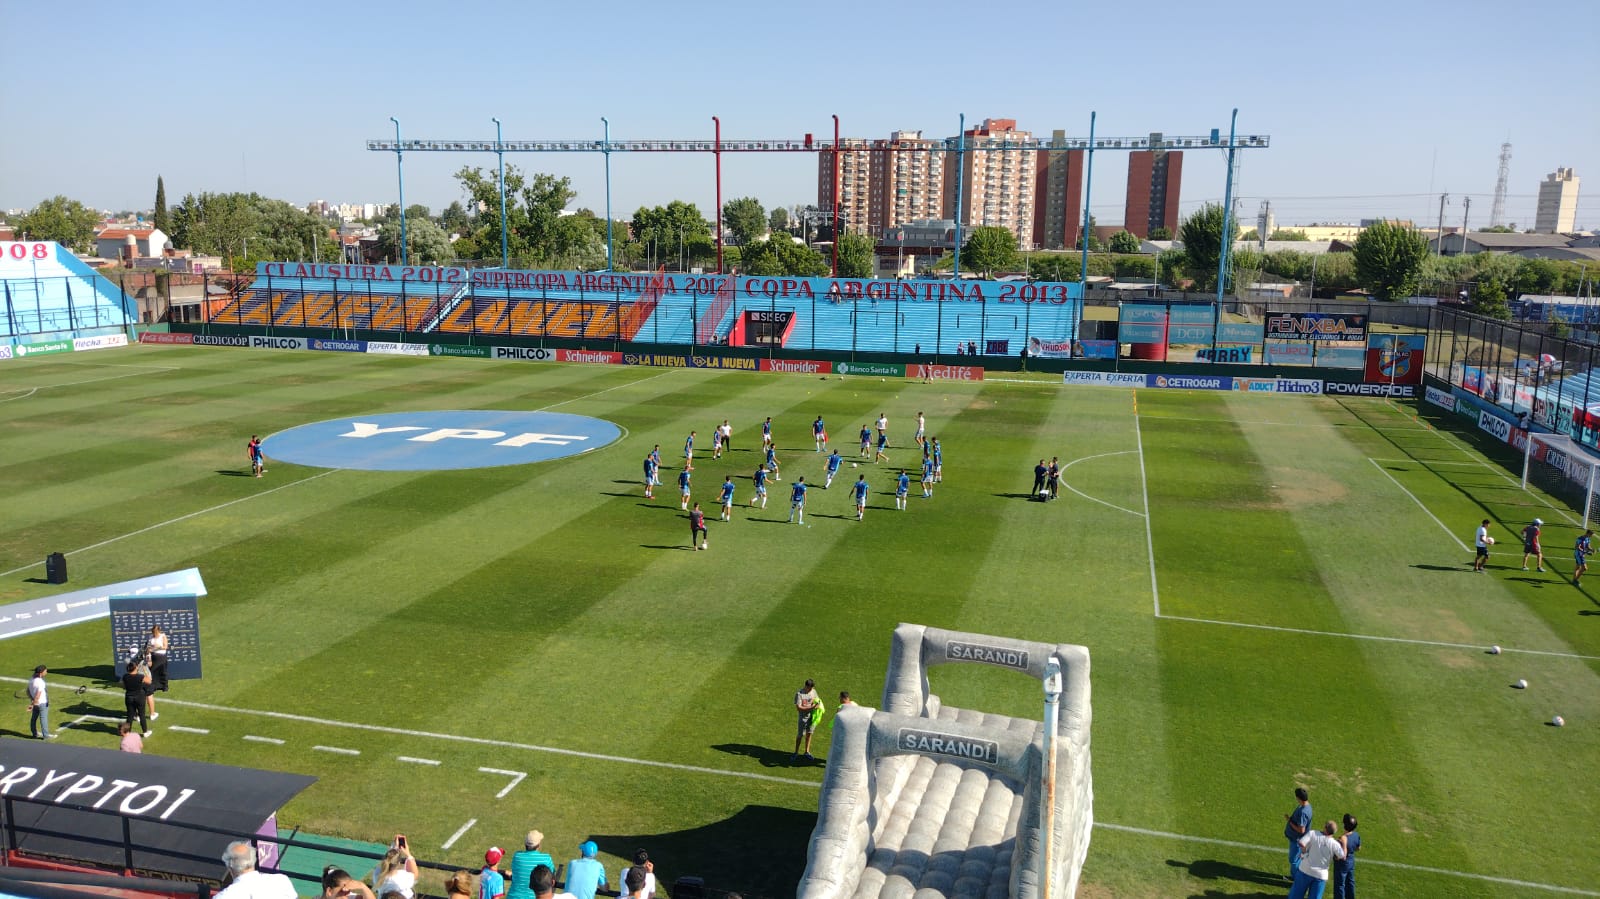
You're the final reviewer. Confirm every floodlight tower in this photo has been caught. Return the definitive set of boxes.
[1490,141,1512,229]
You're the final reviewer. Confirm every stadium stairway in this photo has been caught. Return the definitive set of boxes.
[799,624,1092,899]
[1,242,137,338]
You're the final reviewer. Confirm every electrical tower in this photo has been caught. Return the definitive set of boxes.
[1490,141,1512,228]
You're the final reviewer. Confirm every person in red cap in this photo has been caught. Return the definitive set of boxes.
[480,848,507,899]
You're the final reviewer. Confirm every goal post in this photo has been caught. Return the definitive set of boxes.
[1522,431,1600,525]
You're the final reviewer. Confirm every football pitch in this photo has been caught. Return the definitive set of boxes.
[1,346,1596,898]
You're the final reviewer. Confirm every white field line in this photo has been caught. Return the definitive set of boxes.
[0,469,343,578]
[60,713,120,731]
[441,819,477,851]
[1058,451,1143,517]
[1418,419,1581,527]
[1157,614,1600,661]
[1133,403,1161,617]
[168,725,209,734]
[243,735,285,745]
[1095,822,1600,896]
[477,767,528,799]
[1147,414,1435,433]
[1367,458,1471,553]
[397,756,441,766]
[312,745,360,756]
[0,676,817,788]
[537,369,676,412]
[1368,458,1496,467]
[0,365,179,403]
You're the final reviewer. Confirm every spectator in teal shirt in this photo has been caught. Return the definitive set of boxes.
[508,831,554,899]
[563,842,607,899]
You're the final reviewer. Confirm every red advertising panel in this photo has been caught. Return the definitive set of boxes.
[137,332,194,344]
[556,349,623,365]
[907,364,984,382]
[759,358,832,375]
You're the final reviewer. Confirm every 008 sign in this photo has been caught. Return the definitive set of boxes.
[0,242,55,273]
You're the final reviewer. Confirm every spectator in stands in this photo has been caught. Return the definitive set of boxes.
[371,841,419,899]
[509,831,554,899]
[564,841,607,899]
[619,866,649,899]
[955,343,964,356]
[969,341,977,356]
[118,721,143,753]
[323,866,376,899]
[481,848,508,899]
[530,864,575,899]
[443,872,474,899]
[618,852,655,899]
[217,841,295,899]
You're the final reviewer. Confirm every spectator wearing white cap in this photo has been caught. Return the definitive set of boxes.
[564,842,607,899]
[508,830,553,899]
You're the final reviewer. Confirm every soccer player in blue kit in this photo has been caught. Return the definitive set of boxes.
[895,469,910,510]
[765,443,782,480]
[852,474,870,520]
[824,449,843,488]
[683,431,696,471]
[921,455,935,498]
[788,476,808,523]
[813,416,827,452]
[719,476,736,521]
[875,431,890,464]
[931,438,943,482]
[752,465,770,509]
[678,468,692,510]
[858,424,872,459]
[643,454,658,499]
[762,416,774,448]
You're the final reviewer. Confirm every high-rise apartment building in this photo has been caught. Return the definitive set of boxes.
[874,130,947,233]
[1124,139,1183,238]
[1535,168,1580,234]
[817,138,875,236]
[945,118,1037,249]
[1033,130,1085,250]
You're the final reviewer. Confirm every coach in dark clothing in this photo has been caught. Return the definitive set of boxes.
[1032,459,1048,497]
[122,661,151,736]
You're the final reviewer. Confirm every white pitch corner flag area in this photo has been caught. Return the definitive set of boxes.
[799,624,1092,899]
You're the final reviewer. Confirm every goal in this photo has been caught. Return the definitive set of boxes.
[1521,431,1600,525]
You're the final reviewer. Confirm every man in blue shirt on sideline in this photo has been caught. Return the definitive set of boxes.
[1284,786,1312,881]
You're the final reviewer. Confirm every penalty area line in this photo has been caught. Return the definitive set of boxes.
[1155,614,1600,661]
[1133,400,1161,617]
[1366,457,1470,553]
[1095,822,1600,896]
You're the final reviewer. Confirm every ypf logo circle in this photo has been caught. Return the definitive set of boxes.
[264,410,622,471]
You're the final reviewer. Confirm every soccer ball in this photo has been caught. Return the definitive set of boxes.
[1486,537,1496,546]
[1552,715,1565,727]
[1515,679,1528,689]
[852,462,858,468]
[701,541,708,550]
[1489,645,1502,655]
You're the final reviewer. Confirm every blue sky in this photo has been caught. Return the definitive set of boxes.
[3,0,1595,232]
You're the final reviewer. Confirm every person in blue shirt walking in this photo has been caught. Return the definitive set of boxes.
[752,466,770,509]
[1333,814,1360,899]
[1284,786,1312,881]
[858,424,872,459]
[642,454,658,499]
[824,450,843,488]
[787,476,808,523]
[719,476,737,521]
[852,474,870,521]
[762,416,774,449]
[813,416,827,452]
[678,468,692,510]
[895,469,910,510]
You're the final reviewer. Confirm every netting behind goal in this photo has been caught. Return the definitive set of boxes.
[1522,432,1600,525]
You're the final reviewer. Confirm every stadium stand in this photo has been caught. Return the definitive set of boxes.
[1,242,137,339]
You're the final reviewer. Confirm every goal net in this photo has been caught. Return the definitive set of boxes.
[1522,432,1600,525]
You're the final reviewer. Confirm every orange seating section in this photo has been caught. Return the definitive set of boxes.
[213,290,637,339]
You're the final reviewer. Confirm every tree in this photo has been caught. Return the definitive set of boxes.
[153,177,169,234]
[1108,230,1141,254]
[15,196,100,253]
[1479,225,1516,234]
[439,201,471,236]
[1352,219,1429,301]
[740,235,827,277]
[631,201,713,270]
[1178,202,1238,291]
[1471,277,1511,319]
[769,206,790,236]
[1148,226,1173,241]
[377,218,452,265]
[722,197,766,247]
[962,226,1019,275]
[1028,253,1081,282]
[836,232,876,278]
[1269,229,1310,241]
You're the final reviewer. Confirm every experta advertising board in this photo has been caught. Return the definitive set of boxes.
[365,341,429,356]
[1064,372,1148,387]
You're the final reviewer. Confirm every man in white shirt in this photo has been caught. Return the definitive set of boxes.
[1474,518,1491,572]
[216,841,297,899]
[875,413,888,444]
[1288,821,1347,899]
[27,665,51,739]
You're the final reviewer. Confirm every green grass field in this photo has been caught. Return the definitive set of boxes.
[1,346,1596,898]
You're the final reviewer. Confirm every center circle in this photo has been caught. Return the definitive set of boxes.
[263,410,622,471]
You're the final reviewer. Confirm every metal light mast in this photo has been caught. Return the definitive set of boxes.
[1490,141,1512,228]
